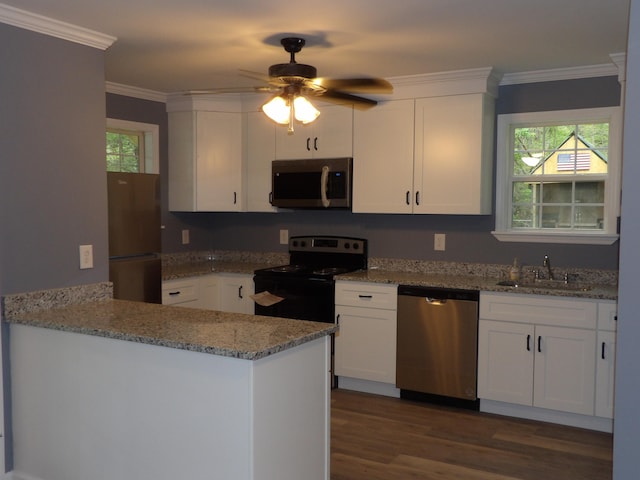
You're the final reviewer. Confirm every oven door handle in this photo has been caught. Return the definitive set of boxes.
[321,165,331,208]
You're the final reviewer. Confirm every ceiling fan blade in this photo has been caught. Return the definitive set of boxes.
[309,77,393,93]
[317,90,379,109]
[239,69,290,87]
[184,86,276,95]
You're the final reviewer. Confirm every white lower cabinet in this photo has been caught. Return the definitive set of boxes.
[595,301,617,418]
[334,281,398,387]
[478,292,616,429]
[217,273,255,314]
[162,278,200,307]
[162,273,254,314]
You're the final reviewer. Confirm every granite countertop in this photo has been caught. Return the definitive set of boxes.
[3,285,336,360]
[337,269,619,300]
[163,260,279,280]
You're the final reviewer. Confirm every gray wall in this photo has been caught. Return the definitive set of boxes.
[0,24,109,294]
[613,0,640,476]
[110,75,621,270]
[0,23,110,472]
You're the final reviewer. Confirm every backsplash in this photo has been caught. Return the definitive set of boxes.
[163,251,618,286]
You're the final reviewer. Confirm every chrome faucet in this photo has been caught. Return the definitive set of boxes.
[543,255,554,280]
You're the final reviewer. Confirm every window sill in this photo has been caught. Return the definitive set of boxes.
[491,230,619,245]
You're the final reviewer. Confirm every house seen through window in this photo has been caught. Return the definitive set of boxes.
[493,107,621,245]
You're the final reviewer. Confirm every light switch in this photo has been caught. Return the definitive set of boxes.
[79,244,93,269]
[279,229,289,245]
[182,229,190,245]
[434,233,446,251]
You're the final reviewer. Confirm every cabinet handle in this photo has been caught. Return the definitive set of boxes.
[306,137,311,151]
[537,336,542,353]
[602,341,606,360]
[168,291,180,296]
[526,334,531,351]
[406,191,411,205]
[233,192,237,204]
[269,192,273,205]
[238,285,243,299]
[358,294,373,299]
[314,137,318,151]
[336,314,340,324]
[415,191,420,206]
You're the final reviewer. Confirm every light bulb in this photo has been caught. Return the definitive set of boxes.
[293,96,320,124]
[262,96,290,124]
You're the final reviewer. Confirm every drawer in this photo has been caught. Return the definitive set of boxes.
[335,281,397,310]
[598,301,618,331]
[162,280,198,305]
[479,291,597,329]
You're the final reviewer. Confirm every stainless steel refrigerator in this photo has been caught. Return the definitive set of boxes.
[108,172,162,303]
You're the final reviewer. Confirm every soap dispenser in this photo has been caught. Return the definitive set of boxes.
[509,258,520,282]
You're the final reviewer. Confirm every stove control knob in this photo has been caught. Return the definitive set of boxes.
[292,240,298,247]
[344,243,351,249]
[352,242,360,250]
[300,240,307,247]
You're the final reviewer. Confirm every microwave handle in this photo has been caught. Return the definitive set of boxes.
[321,165,331,208]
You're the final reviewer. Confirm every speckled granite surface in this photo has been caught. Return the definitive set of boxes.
[3,284,336,360]
[337,269,618,300]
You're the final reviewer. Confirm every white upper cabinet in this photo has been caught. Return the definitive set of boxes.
[414,93,494,214]
[274,104,353,160]
[245,111,277,212]
[353,69,497,215]
[352,99,415,213]
[169,109,243,212]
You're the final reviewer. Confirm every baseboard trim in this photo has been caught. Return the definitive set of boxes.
[480,399,613,433]
[336,377,400,398]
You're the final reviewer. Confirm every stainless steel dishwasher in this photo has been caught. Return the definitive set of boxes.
[396,286,479,406]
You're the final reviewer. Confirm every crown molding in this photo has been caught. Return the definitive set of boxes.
[500,60,624,86]
[0,3,116,50]
[106,82,167,103]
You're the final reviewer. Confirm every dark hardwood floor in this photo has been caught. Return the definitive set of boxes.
[330,389,612,480]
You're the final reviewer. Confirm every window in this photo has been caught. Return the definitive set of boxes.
[106,119,159,174]
[107,128,144,172]
[493,107,622,245]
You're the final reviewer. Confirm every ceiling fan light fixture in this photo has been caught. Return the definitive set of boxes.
[261,94,320,130]
[262,95,290,124]
[293,96,320,124]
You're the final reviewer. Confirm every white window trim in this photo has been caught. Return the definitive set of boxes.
[106,118,160,174]
[492,107,622,245]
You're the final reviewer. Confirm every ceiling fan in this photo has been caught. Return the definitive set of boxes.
[188,37,393,132]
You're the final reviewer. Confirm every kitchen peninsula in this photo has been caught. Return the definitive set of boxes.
[2,283,334,480]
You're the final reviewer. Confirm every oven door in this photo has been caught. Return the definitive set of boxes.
[253,275,335,323]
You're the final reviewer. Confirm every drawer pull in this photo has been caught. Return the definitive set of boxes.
[358,295,373,299]
[238,285,243,299]
[168,291,181,296]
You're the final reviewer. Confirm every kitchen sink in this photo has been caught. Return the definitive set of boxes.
[496,280,592,292]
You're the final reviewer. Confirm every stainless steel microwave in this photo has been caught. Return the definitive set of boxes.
[271,157,353,209]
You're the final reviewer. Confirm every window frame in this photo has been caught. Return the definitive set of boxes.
[106,118,159,174]
[492,107,622,245]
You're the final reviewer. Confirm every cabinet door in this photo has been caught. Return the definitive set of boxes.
[477,320,534,405]
[414,94,493,214]
[245,112,277,212]
[195,111,243,211]
[533,325,596,415]
[218,273,254,314]
[334,305,397,384]
[274,105,353,159]
[352,99,415,213]
[595,330,616,418]
[195,274,220,311]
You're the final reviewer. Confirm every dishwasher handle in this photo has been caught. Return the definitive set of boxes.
[398,285,479,302]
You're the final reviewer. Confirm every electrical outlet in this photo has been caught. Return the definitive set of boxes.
[279,229,289,245]
[181,229,190,245]
[434,233,446,251]
[79,244,93,269]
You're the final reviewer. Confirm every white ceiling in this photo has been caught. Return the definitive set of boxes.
[1,0,632,94]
